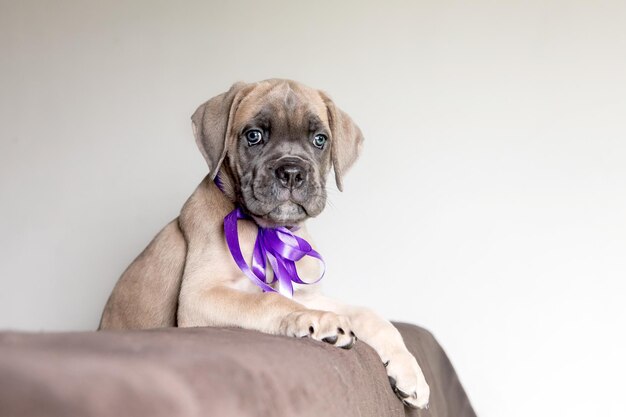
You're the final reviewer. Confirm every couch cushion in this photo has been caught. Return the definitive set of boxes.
[0,324,475,417]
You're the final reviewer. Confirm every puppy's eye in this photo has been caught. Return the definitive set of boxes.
[313,134,327,149]
[245,129,263,146]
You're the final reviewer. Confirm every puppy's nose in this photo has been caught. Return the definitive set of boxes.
[275,163,307,190]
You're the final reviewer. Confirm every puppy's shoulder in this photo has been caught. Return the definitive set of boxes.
[179,175,233,242]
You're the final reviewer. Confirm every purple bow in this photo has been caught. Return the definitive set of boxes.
[223,207,325,297]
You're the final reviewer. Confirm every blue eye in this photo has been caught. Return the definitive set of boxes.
[245,129,263,146]
[245,129,263,145]
[313,134,327,149]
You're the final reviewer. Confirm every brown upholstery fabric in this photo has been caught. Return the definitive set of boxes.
[0,323,475,417]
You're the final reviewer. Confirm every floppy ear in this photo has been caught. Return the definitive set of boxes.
[321,93,364,191]
[191,82,248,179]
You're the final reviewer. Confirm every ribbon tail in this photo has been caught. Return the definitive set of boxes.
[223,209,275,293]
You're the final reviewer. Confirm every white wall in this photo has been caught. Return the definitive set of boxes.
[1,1,625,416]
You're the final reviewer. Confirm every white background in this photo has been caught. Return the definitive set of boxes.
[1,1,625,416]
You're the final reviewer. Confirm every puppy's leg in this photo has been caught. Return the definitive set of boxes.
[295,292,430,409]
[177,286,356,349]
[100,219,186,330]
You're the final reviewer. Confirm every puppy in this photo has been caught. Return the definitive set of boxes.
[100,79,430,408]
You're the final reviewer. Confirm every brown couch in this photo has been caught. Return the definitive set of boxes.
[0,323,476,417]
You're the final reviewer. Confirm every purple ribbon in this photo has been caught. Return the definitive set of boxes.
[223,207,325,298]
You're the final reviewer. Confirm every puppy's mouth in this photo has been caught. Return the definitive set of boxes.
[239,176,327,228]
[247,201,308,228]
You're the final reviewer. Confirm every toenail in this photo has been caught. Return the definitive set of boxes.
[341,338,355,350]
[395,388,411,399]
[402,399,419,409]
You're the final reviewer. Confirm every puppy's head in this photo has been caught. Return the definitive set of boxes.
[192,79,363,227]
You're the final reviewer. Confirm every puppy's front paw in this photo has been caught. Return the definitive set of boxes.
[279,310,356,349]
[384,349,430,409]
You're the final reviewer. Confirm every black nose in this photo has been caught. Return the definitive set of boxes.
[275,163,307,189]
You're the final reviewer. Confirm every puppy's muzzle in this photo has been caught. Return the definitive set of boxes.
[274,158,308,191]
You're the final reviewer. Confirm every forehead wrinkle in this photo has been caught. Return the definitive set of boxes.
[251,109,271,125]
[283,84,297,110]
[231,81,274,126]
[234,82,330,135]
[306,113,326,132]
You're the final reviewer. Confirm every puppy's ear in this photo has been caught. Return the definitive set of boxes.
[191,82,249,179]
[320,92,364,191]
